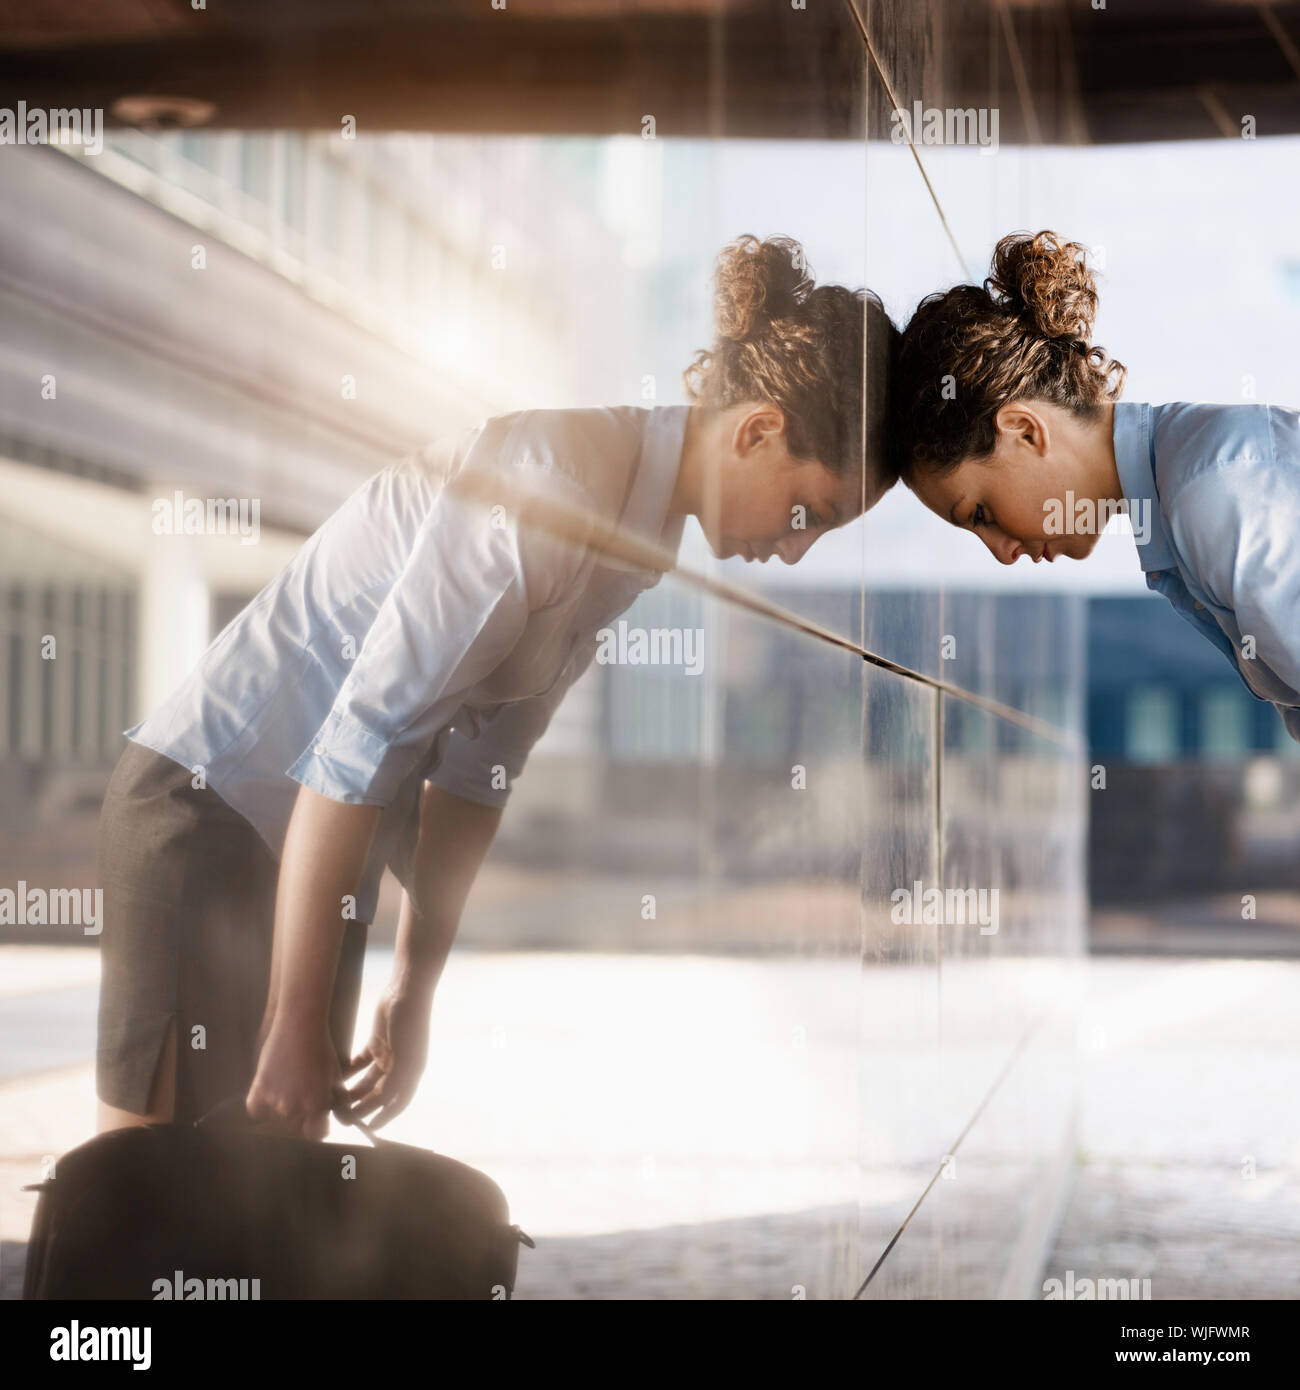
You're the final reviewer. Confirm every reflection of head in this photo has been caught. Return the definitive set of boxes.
[890,230,1126,484]
[683,235,899,500]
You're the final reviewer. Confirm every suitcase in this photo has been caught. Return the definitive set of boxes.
[22,1095,534,1300]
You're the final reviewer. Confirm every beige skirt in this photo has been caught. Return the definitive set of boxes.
[95,740,368,1122]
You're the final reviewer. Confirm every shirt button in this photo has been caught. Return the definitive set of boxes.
[314,744,326,755]
[1194,601,1204,611]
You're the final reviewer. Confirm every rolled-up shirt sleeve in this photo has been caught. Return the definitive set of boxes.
[427,638,599,807]
[287,418,590,805]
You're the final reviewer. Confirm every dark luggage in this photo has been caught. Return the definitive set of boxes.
[22,1096,534,1300]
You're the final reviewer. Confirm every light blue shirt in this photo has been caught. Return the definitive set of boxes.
[128,404,690,922]
[1113,400,1300,742]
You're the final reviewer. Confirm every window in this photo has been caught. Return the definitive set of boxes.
[281,136,306,235]
[1275,713,1300,759]
[1199,688,1250,759]
[238,137,269,208]
[1125,685,1178,762]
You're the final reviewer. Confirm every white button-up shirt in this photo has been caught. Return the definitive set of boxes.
[127,404,690,922]
[1114,400,1300,741]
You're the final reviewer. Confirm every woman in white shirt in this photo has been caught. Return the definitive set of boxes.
[95,233,899,1139]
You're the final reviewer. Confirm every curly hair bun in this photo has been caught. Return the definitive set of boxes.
[985,230,1099,342]
[713,233,814,341]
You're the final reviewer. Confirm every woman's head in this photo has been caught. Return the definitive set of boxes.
[889,230,1126,564]
[681,234,899,564]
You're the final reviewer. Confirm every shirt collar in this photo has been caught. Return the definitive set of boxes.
[1112,400,1176,573]
[604,404,689,574]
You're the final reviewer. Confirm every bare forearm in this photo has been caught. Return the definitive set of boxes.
[392,891,457,1002]
[266,787,381,1031]
[394,783,502,996]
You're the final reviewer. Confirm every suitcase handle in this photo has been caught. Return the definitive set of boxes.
[195,1093,392,1147]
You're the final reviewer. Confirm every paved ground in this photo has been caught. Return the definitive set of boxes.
[4,946,1300,1299]
[1042,956,1300,1301]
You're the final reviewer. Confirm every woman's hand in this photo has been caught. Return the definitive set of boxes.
[249,788,381,1138]
[339,981,431,1131]
[245,1015,348,1141]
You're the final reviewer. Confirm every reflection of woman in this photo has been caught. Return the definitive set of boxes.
[890,230,1300,740]
[96,234,900,1140]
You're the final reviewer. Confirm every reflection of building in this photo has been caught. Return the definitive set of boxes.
[587,584,1082,766]
[0,133,636,896]
[1087,597,1300,902]
[0,515,134,769]
[1089,597,1300,761]
[544,579,1300,899]
[109,129,632,417]
[0,513,136,862]
[515,583,1087,892]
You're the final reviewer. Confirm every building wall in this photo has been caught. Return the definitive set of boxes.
[0,128,637,881]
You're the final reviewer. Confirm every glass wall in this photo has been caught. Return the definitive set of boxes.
[0,0,1084,1300]
[432,0,1086,1299]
